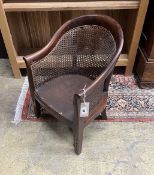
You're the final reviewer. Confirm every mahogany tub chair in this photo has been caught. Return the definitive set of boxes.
[24,15,124,155]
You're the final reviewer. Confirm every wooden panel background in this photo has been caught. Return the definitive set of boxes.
[6,9,137,55]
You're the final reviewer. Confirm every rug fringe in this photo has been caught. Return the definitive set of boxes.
[12,77,29,125]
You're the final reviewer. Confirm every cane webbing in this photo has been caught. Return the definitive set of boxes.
[31,25,116,88]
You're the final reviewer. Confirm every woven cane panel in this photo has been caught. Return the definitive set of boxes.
[31,25,116,88]
[86,81,105,111]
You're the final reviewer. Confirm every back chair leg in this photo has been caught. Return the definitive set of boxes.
[74,126,84,155]
[101,108,107,120]
[96,107,107,120]
[33,99,41,118]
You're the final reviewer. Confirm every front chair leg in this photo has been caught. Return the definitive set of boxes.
[74,126,84,155]
[33,99,41,118]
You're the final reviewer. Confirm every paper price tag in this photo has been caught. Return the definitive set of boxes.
[80,102,89,117]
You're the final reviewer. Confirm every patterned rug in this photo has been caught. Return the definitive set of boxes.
[14,75,154,124]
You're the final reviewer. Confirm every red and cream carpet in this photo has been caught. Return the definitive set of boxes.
[14,75,154,124]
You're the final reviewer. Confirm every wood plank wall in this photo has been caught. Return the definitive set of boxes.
[6,9,137,55]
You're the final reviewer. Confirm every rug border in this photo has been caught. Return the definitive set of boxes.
[22,87,154,123]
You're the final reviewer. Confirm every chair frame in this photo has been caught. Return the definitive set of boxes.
[24,15,124,155]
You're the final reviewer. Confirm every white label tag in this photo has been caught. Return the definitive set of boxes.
[80,102,89,117]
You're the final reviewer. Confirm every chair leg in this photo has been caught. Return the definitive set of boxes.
[101,108,107,120]
[96,108,107,120]
[74,126,84,155]
[33,99,41,118]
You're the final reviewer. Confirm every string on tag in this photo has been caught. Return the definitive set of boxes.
[80,84,86,104]
[79,84,90,117]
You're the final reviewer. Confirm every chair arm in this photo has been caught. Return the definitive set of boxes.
[23,38,59,66]
[23,45,51,65]
[23,18,73,65]
[79,52,120,98]
[74,52,121,120]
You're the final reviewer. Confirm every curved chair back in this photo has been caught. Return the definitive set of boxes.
[26,15,123,90]
[24,15,124,155]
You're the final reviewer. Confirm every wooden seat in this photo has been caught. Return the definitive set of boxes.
[24,15,123,154]
[35,74,92,121]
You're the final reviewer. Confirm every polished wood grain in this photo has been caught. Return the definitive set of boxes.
[134,0,154,88]
[4,1,139,12]
[135,47,154,88]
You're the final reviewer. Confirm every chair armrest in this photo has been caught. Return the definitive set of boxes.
[23,37,59,66]
[23,17,74,65]
[79,51,120,97]
[23,20,73,90]
[23,44,52,65]
[74,52,121,121]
